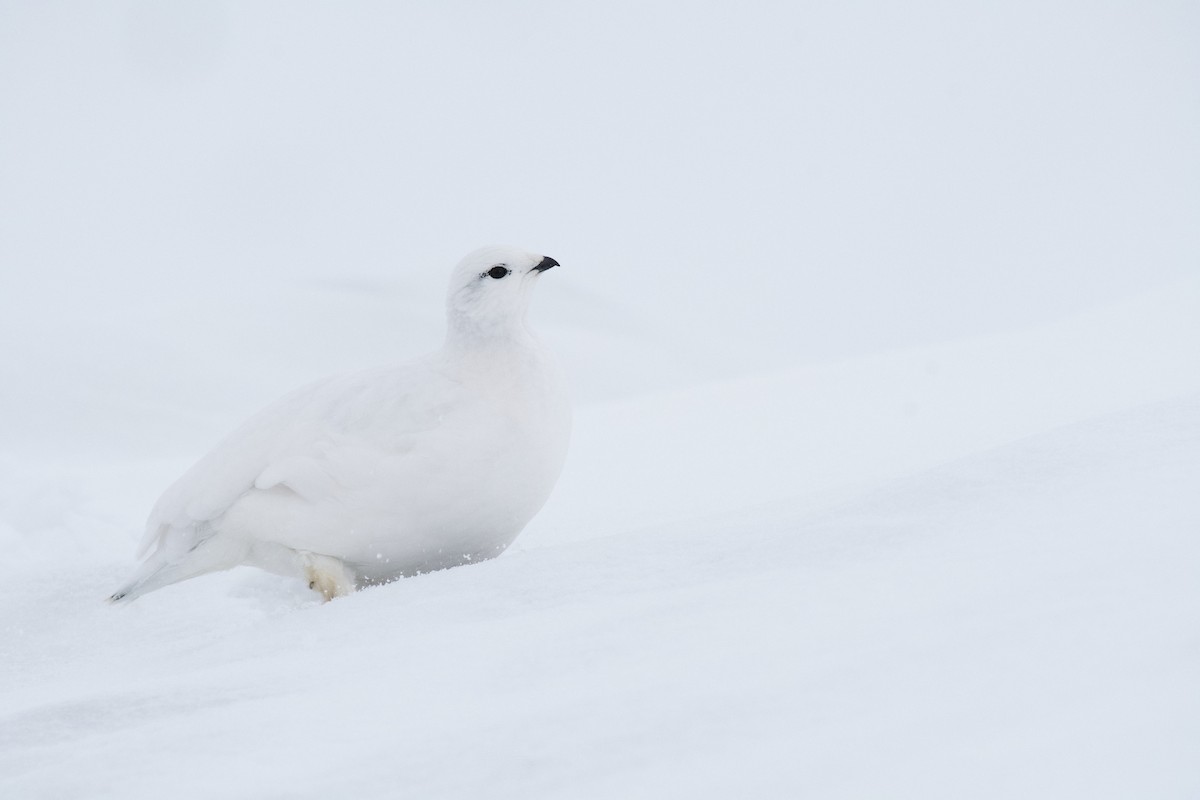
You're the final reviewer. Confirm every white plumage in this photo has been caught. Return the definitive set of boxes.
[110,246,571,602]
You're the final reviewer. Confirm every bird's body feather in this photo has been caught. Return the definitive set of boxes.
[111,247,571,602]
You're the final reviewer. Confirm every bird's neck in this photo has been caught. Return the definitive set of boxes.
[441,312,538,360]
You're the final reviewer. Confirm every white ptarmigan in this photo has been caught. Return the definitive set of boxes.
[110,246,571,602]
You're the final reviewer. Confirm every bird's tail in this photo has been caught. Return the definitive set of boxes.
[108,558,173,603]
[107,549,225,604]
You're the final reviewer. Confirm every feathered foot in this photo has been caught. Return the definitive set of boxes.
[301,552,356,602]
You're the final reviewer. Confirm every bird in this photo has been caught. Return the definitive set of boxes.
[109,246,571,603]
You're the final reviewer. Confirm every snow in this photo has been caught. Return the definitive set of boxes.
[2,2,1199,798]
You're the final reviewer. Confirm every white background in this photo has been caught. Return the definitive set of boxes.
[2,2,1198,797]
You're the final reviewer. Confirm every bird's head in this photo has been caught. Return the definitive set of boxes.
[444,245,559,342]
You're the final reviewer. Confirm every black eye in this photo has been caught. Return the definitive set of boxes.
[486,265,510,279]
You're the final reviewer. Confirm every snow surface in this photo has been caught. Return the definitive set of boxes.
[3,2,1200,798]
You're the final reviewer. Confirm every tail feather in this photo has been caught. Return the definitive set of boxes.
[107,564,164,603]
[108,557,187,603]
[108,542,234,604]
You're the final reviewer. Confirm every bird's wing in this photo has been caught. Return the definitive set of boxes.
[137,361,459,559]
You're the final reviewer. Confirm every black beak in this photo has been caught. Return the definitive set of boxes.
[532,256,559,273]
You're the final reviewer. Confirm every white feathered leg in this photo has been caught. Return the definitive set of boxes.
[299,552,357,601]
